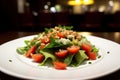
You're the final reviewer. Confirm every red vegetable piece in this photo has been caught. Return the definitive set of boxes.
[25,46,36,58]
[88,52,97,60]
[57,32,65,38]
[55,50,68,58]
[41,36,50,44]
[32,54,44,62]
[53,61,67,70]
[81,43,92,53]
[67,46,80,55]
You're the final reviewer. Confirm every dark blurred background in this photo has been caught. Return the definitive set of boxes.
[1,0,120,32]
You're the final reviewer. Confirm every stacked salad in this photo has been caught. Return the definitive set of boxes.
[17,26,99,70]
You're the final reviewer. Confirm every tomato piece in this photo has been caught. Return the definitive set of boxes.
[81,43,92,53]
[32,54,44,62]
[67,46,80,55]
[88,52,97,60]
[41,36,50,44]
[25,46,36,58]
[40,43,46,49]
[55,50,68,58]
[57,32,65,38]
[53,61,67,70]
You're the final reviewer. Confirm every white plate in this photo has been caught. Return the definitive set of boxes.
[0,35,120,80]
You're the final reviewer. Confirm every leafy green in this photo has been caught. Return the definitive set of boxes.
[24,40,31,46]
[44,37,62,49]
[37,33,42,37]
[92,45,99,53]
[44,28,52,33]
[78,36,91,46]
[43,37,71,50]
[17,40,31,54]
[64,54,74,66]
[16,47,27,54]
[74,50,88,66]
[58,25,73,30]
[39,50,56,66]
[30,40,40,46]
[64,50,88,67]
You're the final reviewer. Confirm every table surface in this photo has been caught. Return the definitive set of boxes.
[0,31,120,80]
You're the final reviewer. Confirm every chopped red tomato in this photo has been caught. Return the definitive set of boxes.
[53,61,67,70]
[32,54,44,62]
[57,32,65,38]
[55,50,68,58]
[25,46,36,58]
[81,43,92,53]
[88,52,97,60]
[40,43,46,49]
[41,36,50,44]
[67,46,80,55]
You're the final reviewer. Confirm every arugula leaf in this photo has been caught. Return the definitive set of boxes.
[31,40,40,46]
[16,47,28,54]
[24,40,31,46]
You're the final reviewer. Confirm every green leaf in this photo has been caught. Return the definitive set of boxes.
[74,50,88,66]
[24,40,30,46]
[92,45,99,54]
[39,50,56,66]
[64,54,74,66]
[16,47,27,54]
[43,37,64,49]
[37,33,42,37]
[31,40,40,46]
[44,28,52,33]
[58,25,73,30]
[78,36,91,46]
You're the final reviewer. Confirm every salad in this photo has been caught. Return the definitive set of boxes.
[17,26,99,70]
